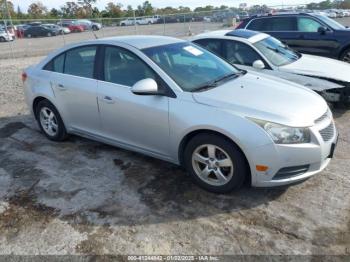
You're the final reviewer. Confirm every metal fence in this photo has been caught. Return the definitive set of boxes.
[0,10,240,59]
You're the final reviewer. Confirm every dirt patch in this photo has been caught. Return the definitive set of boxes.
[0,122,26,138]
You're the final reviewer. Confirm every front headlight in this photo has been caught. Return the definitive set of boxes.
[249,118,311,144]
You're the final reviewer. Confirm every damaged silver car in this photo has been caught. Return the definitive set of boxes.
[192,29,350,104]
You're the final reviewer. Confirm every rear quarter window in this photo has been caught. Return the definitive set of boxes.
[43,53,65,73]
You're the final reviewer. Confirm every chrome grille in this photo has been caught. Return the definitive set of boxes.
[315,110,329,124]
[319,122,335,142]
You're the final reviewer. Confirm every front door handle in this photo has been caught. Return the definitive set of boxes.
[102,96,115,104]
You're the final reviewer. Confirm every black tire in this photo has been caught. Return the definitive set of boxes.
[47,32,52,37]
[340,47,350,63]
[184,133,247,193]
[27,34,32,38]
[92,25,98,31]
[35,100,68,142]
[0,37,5,42]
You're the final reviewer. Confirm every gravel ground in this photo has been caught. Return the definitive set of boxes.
[0,19,349,258]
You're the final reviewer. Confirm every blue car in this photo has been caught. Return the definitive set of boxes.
[236,12,350,62]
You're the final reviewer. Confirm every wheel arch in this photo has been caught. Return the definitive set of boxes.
[338,44,350,60]
[178,129,251,184]
[32,96,62,122]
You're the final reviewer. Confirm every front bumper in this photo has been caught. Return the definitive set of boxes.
[248,112,337,187]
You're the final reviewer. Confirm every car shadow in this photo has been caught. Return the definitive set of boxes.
[0,114,288,228]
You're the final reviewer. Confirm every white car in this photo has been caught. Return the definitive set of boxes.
[192,29,350,103]
[120,18,135,26]
[23,35,337,193]
[0,30,13,42]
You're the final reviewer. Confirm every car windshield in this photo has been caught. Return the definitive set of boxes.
[313,14,346,30]
[253,36,301,66]
[143,42,242,92]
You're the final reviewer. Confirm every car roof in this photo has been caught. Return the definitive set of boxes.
[99,35,185,49]
[246,12,315,20]
[194,29,269,44]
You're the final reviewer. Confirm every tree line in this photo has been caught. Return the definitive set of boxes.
[306,0,350,10]
[0,0,234,20]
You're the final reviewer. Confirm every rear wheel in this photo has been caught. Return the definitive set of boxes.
[35,100,68,141]
[27,34,32,38]
[340,48,350,63]
[184,134,247,193]
[47,32,52,37]
[0,37,5,42]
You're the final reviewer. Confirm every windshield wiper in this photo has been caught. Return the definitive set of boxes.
[193,72,242,92]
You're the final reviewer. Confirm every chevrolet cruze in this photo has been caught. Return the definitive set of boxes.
[22,35,338,193]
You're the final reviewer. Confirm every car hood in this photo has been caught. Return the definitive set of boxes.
[280,54,350,83]
[192,72,328,127]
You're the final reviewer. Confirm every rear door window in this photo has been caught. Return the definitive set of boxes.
[64,46,97,78]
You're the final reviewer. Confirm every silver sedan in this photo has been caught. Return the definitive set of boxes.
[22,35,337,193]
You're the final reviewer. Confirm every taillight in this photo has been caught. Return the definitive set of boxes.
[21,72,27,83]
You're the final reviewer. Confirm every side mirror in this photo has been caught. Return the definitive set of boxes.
[252,60,265,70]
[318,26,327,35]
[131,78,159,95]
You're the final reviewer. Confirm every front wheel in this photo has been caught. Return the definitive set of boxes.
[184,134,247,193]
[340,48,350,63]
[35,100,68,141]
[0,37,5,42]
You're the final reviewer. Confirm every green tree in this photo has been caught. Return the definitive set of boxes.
[27,1,48,18]
[105,2,123,18]
[77,0,97,17]
[49,8,60,18]
[125,5,134,17]
[61,2,79,18]
[194,5,214,12]
[0,0,15,19]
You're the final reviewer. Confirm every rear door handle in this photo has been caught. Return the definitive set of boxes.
[102,96,115,104]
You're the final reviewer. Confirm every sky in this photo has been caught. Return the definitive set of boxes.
[10,0,319,11]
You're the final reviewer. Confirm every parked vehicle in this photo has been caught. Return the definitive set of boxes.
[192,29,350,104]
[0,30,13,42]
[120,18,135,26]
[43,24,71,34]
[75,19,102,31]
[23,36,337,193]
[236,12,350,62]
[24,25,59,37]
[0,25,15,39]
[325,10,337,18]
[59,21,84,33]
